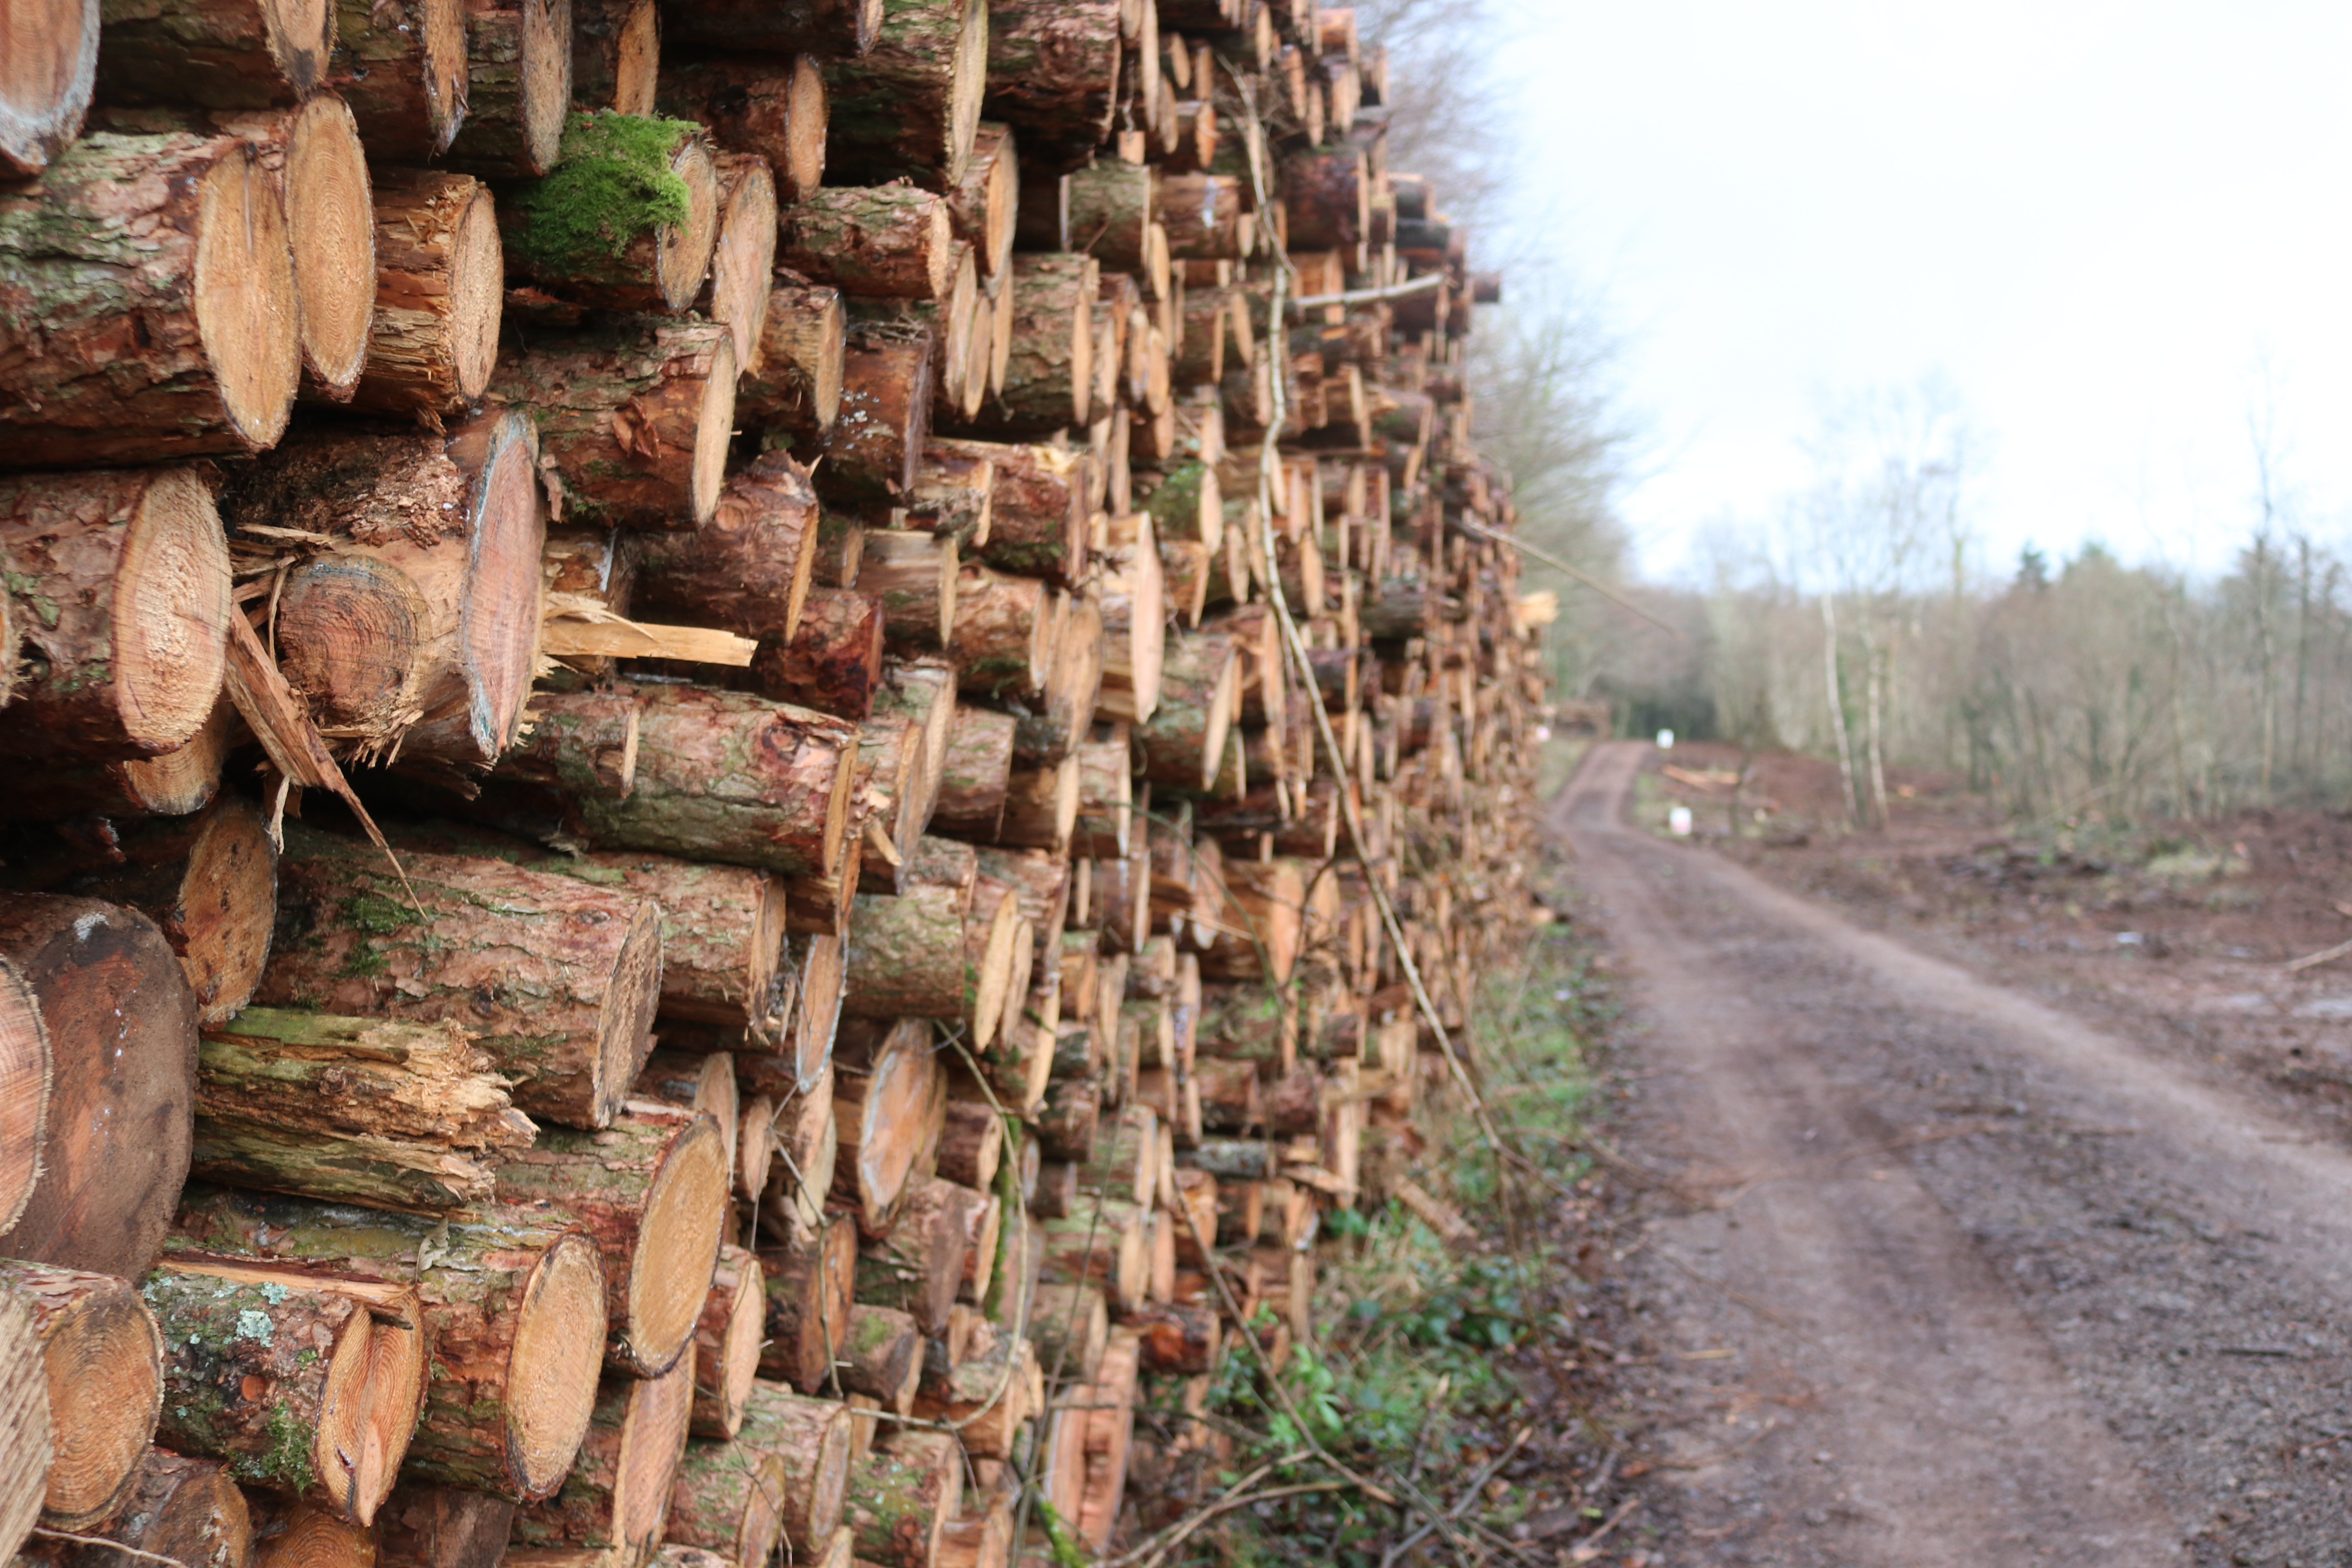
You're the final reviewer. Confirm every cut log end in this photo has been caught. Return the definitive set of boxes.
[194,142,303,452]
[660,136,724,312]
[506,1231,611,1499]
[116,467,238,757]
[594,902,666,1125]
[0,0,96,178]
[459,407,548,761]
[693,333,742,525]
[707,155,779,375]
[617,1357,696,1555]
[450,185,506,401]
[522,0,575,174]
[0,960,44,1235]
[174,794,279,1027]
[625,1112,730,1376]
[286,95,375,397]
[20,1270,163,1531]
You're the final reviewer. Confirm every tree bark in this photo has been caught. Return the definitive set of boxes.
[848,1430,961,1568]
[327,0,466,158]
[95,0,337,107]
[854,1177,976,1334]
[930,442,1091,586]
[755,587,888,719]
[737,278,846,434]
[1025,1282,1107,1382]
[829,1018,942,1234]
[845,884,1003,1024]
[1136,630,1237,790]
[145,1260,427,1524]
[1066,160,1153,274]
[1096,518,1166,722]
[981,0,1120,159]
[545,854,788,1030]
[0,133,299,464]
[950,122,1018,282]
[503,122,719,312]
[657,54,829,204]
[569,0,657,111]
[508,1357,693,1560]
[661,0,879,56]
[1038,1202,1145,1312]
[951,253,1094,436]
[837,1305,919,1410]
[930,707,1016,839]
[807,329,936,505]
[754,1216,853,1393]
[778,185,956,299]
[1192,857,1303,983]
[688,1245,766,1440]
[375,1483,516,1568]
[441,0,573,176]
[912,1332,1027,1461]
[21,1450,250,1568]
[820,0,987,193]
[630,451,819,657]
[169,1185,612,1502]
[485,315,737,529]
[348,169,504,416]
[667,1437,787,1568]
[945,564,1050,699]
[936,1098,1004,1192]
[0,895,196,1280]
[0,1261,162,1532]
[736,1382,851,1553]
[259,824,664,1131]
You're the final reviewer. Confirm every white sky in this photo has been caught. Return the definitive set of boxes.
[1489,2,2352,584]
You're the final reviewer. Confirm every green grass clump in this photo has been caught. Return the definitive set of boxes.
[515,112,697,272]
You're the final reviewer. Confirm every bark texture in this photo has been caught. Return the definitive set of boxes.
[349,169,504,416]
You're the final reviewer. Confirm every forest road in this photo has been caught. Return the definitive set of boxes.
[1554,741,2352,1567]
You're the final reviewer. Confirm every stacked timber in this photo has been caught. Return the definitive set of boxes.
[0,0,1548,1563]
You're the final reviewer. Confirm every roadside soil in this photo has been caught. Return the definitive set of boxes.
[1557,740,2352,1568]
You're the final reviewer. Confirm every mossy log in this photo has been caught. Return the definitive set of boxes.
[0,1261,163,1532]
[948,253,1093,436]
[1037,1202,1145,1313]
[0,895,196,1281]
[686,1244,764,1440]
[143,1261,427,1524]
[754,1216,853,1393]
[777,185,955,299]
[501,116,719,312]
[665,1439,786,1568]
[94,0,336,107]
[1065,160,1152,276]
[819,0,986,192]
[221,409,544,769]
[441,0,573,176]
[350,169,505,417]
[736,1382,851,1553]
[190,1009,533,1210]
[169,1185,610,1501]
[492,1105,730,1377]
[569,0,657,112]
[829,1018,943,1234]
[755,586,887,719]
[509,1357,693,1559]
[736,278,846,434]
[847,1430,961,1568]
[930,707,1015,839]
[374,1483,516,1568]
[630,449,818,650]
[837,1303,919,1410]
[656,55,828,205]
[661,0,879,55]
[844,885,981,1022]
[20,1450,250,1568]
[328,0,467,160]
[980,0,1120,157]
[257,824,662,1131]
[485,315,737,529]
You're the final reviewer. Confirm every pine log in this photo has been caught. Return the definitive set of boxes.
[944,565,1049,699]
[1193,857,1304,983]
[757,587,887,718]
[829,1019,942,1234]
[495,688,640,799]
[169,1185,610,1501]
[849,1430,960,1568]
[1038,1202,1145,1312]
[260,826,662,1129]
[0,1262,161,1532]
[949,122,1018,282]
[350,169,504,416]
[486,316,737,529]
[737,279,846,434]
[777,185,955,299]
[145,1260,426,1523]
[809,331,935,505]
[656,56,828,204]
[929,442,1085,584]
[1120,1298,1216,1375]
[736,1382,851,1552]
[930,707,1016,840]
[550,855,788,1029]
[786,931,848,1084]
[95,0,336,107]
[753,1216,853,1392]
[702,152,779,371]
[509,1358,693,1561]
[0,467,231,764]
[819,0,986,192]
[503,116,719,312]
[0,1299,42,1560]
[739,1093,779,1201]
[1065,160,1152,275]
[980,0,1119,156]
[0,895,196,1279]
[632,1051,738,1181]
[936,1099,1004,1192]
[857,531,953,650]
[0,697,235,824]
[22,1450,250,1568]
[441,0,574,176]
[934,1500,1011,1568]
[492,1106,730,1377]
[844,885,978,1022]
[688,1246,765,1439]
[223,410,544,768]
[242,1498,371,1568]
[666,1439,786,1568]
[837,1304,919,1410]
[570,0,657,112]
[326,0,466,159]
[1034,1073,1099,1163]
[376,1484,515,1568]
[1024,1281,1105,1381]
[1135,631,1236,790]
[661,0,879,55]
[1070,733,1131,857]
[853,1177,975,1334]
[1096,516,1166,723]
[952,253,1094,436]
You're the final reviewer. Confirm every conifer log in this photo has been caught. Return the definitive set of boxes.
[145,1261,426,1524]
[1025,1281,1106,1381]
[809,331,936,504]
[701,152,779,372]
[980,0,1120,156]
[325,0,466,159]
[509,1358,693,1560]
[911,1330,1027,1461]
[224,410,544,768]
[1066,160,1153,276]
[848,1430,961,1568]
[1282,143,1369,250]
[930,707,1016,840]
[819,0,987,192]
[1194,858,1305,983]
[838,1304,919,1409]
[486,316,737,529]
[375,1483,516,1568]
[994,754,1080,854]
[190,1009,533,1210]
[757,587,887,718]
[1160,171,1249,260]
[1136,631,1237,791]
[737,279,846,433]
[936,1099,1004,1192]
[0,697,236,824]
[945,565,1049,699]
[935,1501,1012,1568]
[688,1245,765,1440]
[0,133,298,465]
[1038,1202,1145,1312]
[559,855,788,1029]
[570,0,657,112]
[854,1177,975,1335]
[630,1049,735,1172]
[260,826,662,1130]
[656,56,828,204]
[493,1106,730,1377]
[626,448,818,644]
[169,1185,610,1502]
[950,122,1018,282]
[243,1501,369,1568]
[666,1439,786,1567]
[844,885,987,1023]
[503,117,718,312]
[95,0,337,107]
[349,169,503,416]
[661,0,879,56]
[953,253,1093,435]
[787,931,848,1083]
[21,1450,250,1568]
[857,531,953,650]
[441,0,573,176]
[754,1216,853,1392]
[0,895,195,1279]
[495,688,640,799]
[736,1383,851,1552]
[777,185,955,299]
[0,1261,162,1532]
[1095,518,1167,724]
[929,440,1088,584]
[0,0,95,178]
[829,1019,942,1234]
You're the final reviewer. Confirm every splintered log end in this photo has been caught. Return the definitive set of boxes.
[354,171,505,416]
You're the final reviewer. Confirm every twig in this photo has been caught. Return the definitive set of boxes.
[1287,272,1446,313]
[33,1533,191,1568]
[1452,517,1686,641]
[1564,1495,1643,1562]
[2281,935,2352,973]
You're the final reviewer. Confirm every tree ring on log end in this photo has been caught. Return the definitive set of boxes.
[112,699,235,818]
[713,1259,764,1429]
[592,901,665,1126]
[690,331,739,525]
[656,136,721,312]
[265,0,337,96]
[0,0,96,178]
[30,1275,163,1530]
[0,958,46,1235]
[448,186,505,400]
[350,1298,428,1523]
[614,1356,693,1557]
[625,1113,728,1376]
[175,795,279,1026]
[277,555,432,736]
[115,468,234,756]
[505,1229,608,1498]
[461,410,546,760]
[193,145,301,454]
[946,0,987,191]
[311,1290,385,1520]
[285,96,376,398]
[519,0,574,176]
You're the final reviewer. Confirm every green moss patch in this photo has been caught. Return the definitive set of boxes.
[515,112,699,273]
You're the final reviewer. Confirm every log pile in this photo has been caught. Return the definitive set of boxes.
[0,1,1548,1563]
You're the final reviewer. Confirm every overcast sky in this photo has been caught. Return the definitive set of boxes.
[1489,3,2352,585]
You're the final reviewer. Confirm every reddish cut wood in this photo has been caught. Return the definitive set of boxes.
[0,0,97,178]
[756,586,887,718]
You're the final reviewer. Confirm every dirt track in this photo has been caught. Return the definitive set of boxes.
[1558,742,2352,1567]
